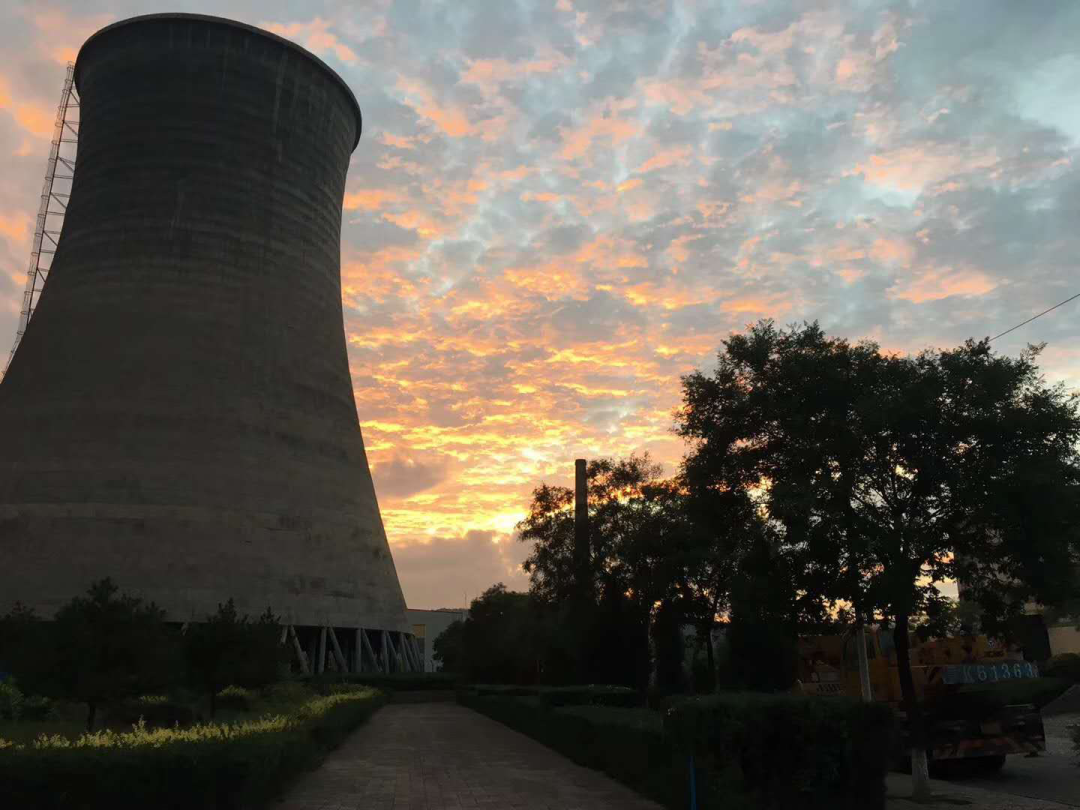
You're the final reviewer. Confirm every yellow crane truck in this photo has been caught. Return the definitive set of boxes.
[796,628,1046,771]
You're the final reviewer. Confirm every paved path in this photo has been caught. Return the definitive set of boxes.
[276,703,663,810]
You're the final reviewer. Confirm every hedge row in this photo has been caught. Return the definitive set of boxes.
[666,694,895,810]
[0,687,386,810]
[304,672,459,692]
[467,684,640,707]
[460,689,894,810]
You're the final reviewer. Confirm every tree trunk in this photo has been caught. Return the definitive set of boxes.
[894,612,931,801]
[704,622,716,693]
[86,701,97,732]
[856,617,873,702]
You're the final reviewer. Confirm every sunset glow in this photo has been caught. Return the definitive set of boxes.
[1,2,1078,609]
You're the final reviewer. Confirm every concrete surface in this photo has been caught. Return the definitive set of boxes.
[0,14,409,633]
[277,703,664,810]
[890,718,1080,809]
[886,771,1076,809]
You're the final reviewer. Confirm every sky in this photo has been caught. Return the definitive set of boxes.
[1,1,1078,610]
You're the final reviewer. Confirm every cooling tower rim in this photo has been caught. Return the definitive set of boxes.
[74,12,363,149]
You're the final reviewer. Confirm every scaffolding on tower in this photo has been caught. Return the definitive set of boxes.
[2,62,79,378]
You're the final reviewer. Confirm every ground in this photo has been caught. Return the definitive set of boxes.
[277,701,663,810]
[887,713,1080,809]
[279,702,1080,810]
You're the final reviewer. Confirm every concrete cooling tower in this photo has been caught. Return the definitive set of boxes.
[0,14,421,674]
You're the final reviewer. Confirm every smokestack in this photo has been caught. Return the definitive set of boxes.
[0,14,409,636]
[574,458,589,583]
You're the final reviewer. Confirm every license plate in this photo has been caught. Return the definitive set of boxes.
[942,661,1039,685]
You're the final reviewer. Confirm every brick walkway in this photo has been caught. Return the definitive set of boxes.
[276,702,664,810]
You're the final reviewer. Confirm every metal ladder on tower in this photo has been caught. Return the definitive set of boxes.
[2,62,79,379]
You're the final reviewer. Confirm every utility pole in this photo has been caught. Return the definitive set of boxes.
[573,458,591,682]
[574,458,590,588]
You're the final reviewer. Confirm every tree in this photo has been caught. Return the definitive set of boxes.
[432,619,465,673]
[517,455,693,688]
[4,579,178,730]
[184,599,284,718]
[457,584,543,684]
[677,321,1080,799]
[651,598,685,694]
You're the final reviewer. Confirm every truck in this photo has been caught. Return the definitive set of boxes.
[795,627,1046,771]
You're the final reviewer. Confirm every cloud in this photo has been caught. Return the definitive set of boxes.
[390,529,530,610]
[372,454,451,501]
[0,0,1078,611]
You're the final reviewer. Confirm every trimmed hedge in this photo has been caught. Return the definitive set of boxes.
[0,687,386,809]
[306,672,459,692]
[665,694,895,810]
[460,689,895,810]
[466,684,641,707]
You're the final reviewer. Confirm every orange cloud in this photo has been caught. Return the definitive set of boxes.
[635,146,693,174]
[396,77,472,137]
[888,266,998,303]
[0,213,31,246]
[343,188,402,211]
[559,101,641,160]
[262,18,358,64]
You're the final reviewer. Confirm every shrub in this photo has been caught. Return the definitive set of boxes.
[537,685,640,708]
[0,680,25,721]
[306,672,458,692]
[109,696,197,729]
[215,686,254,713]
[22,695,54,722]
[665,693,895,810]
[0,686,386,809]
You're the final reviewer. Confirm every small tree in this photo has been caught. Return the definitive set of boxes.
[458,584,542,684]
[6,579,178,730]
[432,620,465,673]
[184,599,283,718]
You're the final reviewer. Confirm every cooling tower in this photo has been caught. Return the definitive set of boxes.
[0,14,413,661]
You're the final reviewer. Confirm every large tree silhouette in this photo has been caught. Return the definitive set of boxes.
[677,320,1080,799]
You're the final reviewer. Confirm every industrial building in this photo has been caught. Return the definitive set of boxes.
[407,608,468,673]
[0,14,420,673]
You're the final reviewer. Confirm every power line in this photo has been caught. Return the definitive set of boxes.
[988,291,1080,342]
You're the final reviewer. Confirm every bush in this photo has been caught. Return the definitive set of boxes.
[0,680,25,721]
[215,687,254,713]
[1045,653,1080,684]
[109,696,197,729]
[665,693,895,810]
[0,686,386,809]
[306,672,459,692]
[537,685,640,708]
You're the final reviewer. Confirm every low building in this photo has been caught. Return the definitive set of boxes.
[406,608,467,672]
